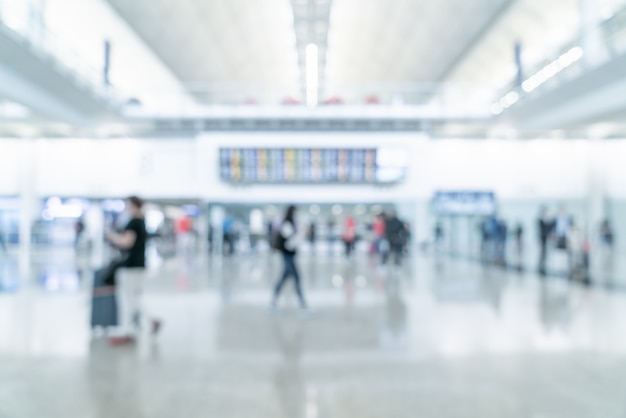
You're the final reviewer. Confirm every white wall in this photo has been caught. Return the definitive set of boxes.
[0,134,617,203]
[1,134,622,244]
[0,139,20,195]
[604,140,626,199]
[417,138,590,199]
[32,138,197,198]
[44,0,191,108]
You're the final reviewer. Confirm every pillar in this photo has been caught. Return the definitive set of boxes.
[586,137,607,239]
[28,0,46,45]
[579,0,607,67]
[85,202,105,267]
[18,138,37,280]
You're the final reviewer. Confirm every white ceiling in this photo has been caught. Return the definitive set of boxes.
[324,0,511,93]
[105,0,301,103]
[446,0,626,94]
[445,0,581,91]
[105,0,576,104]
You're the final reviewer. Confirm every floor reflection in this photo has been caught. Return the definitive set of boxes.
[2,248,626,417]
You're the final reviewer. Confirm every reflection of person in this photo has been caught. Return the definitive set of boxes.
[105,196,162,345]
[385,279,407,339]
[271,315,305,418]
[272,206,308,309]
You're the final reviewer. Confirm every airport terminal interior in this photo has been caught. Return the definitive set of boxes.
[3,0,626,417]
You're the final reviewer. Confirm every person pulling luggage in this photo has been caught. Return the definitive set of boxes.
[105,196,162,345]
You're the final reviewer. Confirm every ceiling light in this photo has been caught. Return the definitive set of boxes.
[499,91,519,109]
[520,46,584,95]
[306,43,318,108]
[331,204,343,215]
[491,103,504,115]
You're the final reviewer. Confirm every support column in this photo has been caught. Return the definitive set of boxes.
[586,137,606,239]
[85,202,105,268]
[579,0,607,67]
[210,205,225,256]
[28,0,46,46]
[18,138,37,280]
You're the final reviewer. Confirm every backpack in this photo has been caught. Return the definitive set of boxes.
[271,223,285,251]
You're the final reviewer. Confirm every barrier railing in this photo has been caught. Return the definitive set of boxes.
[493,4,626,114]
[0,11,122,107]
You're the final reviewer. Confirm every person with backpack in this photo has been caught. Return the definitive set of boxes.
[383,211,407,266]
[271,205,308,310]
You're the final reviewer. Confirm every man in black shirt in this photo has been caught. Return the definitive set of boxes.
[120,216,147,268]
[106,197,147,268]
[106,196,161,345]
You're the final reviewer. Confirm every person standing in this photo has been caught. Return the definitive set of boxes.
[74,217,85,248]
[342,216,357,258]
[372,213,386,255]
[272,206,308,309]
[554,207,572,273]
[106,196,162,345]
[306,222,316,250]
[383,211,407,266]
[496,219,509,266]
[599,219,615,272]
[434,222,444,251]
[222,215,236,256]
[567,220,583,279]
[538,207,555,275]
[600,219,614,250]
[0,227,6,254]
[514,223,524,254]
[326,218,336,255]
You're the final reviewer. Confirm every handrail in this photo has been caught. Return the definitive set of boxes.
[0,11,122,107]
[493,3,626,113]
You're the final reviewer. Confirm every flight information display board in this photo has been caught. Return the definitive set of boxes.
[432,191,496,215]
[219,148,404,184]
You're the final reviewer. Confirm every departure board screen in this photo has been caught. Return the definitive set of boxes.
[219,148,404,184]
[432,191,496,215]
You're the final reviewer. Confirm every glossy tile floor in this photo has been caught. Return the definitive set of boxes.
[2,247,626,417]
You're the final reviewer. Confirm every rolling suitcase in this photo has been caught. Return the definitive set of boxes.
[90,265,119,329]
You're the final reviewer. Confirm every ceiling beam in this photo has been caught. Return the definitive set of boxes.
[438,0,520,82]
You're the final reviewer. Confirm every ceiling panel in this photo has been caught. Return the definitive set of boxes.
[105,0,300,104]
[324,0,512,99]
[105,0,525,104]
[445,0,581,91]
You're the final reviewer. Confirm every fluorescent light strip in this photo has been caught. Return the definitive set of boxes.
[491,46,584,115]
[522,46,584,93]
[306,43,318,108]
